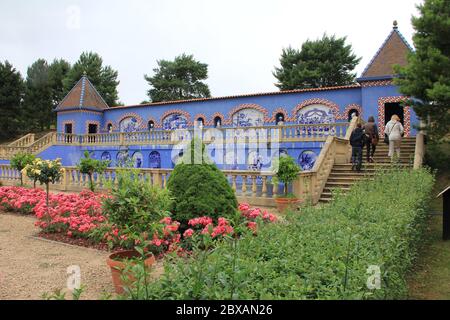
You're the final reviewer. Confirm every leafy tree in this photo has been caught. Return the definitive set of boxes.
[395,0,450,142]
[0,61,24,141]
[25,158,63,208]
[63,52,119,106]
[77,151,110,192]
[22,59,53,131]
[10,152,35,186]
[273,34,361,90]
[145,54,211,102]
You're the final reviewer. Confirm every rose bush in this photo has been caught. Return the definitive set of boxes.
[0,186,277,257]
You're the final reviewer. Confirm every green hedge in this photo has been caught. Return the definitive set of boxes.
[134,168,434,300]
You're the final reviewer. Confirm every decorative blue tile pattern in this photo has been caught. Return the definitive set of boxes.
[298,150,317,171]
[149,151,161,168]
[132,152,144,168]
[232,109,264,127]
[297,105,335,124]
[101,152,112,166]
[163,114,188,130]
[119,117,139,132]
[116,151,130,167]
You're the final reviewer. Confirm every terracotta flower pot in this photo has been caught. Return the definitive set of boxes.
[275,197,302,213]
[106,250,155,294]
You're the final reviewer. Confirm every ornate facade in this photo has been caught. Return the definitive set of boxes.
[35,24,417,171]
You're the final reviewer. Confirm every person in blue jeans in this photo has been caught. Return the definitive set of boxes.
[350,123,365,171]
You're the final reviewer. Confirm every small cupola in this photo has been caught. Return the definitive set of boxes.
[55,72,109,112]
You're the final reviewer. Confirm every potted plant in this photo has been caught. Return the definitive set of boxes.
[106,245,156,295]
[100,166,173,294]
[272,155,302,212]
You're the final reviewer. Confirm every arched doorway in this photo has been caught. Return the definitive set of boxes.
[347,109,360,122]
[214,116,222,128]
[384,102,404,125]
[275,113,285,125]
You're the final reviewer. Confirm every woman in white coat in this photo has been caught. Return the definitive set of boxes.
[384,114,404,162]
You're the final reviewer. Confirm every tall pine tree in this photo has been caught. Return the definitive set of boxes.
[395,0,450,141]
[63,52,119,106]
[273,34,361,90]
[0,61,24,141]
[22,59,53,131]
[145,54,211,103]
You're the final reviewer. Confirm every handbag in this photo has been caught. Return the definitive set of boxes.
[371,136,379,146]
[384,133,389,145]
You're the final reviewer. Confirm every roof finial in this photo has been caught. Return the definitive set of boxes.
[82,70,87,78]
[393,20,398,29]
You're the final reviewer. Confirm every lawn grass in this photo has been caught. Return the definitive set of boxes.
[407,214,450,299]
[407,167,450,300]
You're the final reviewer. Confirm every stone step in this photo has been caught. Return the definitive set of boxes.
[333,163,406,168]
[327,176,367,183]
[328,172,369,177]
[323,186,351,192]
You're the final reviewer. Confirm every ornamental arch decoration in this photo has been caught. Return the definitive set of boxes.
[160,109,191,130]
[377,96,411,137]
[292,98,340,124]
[228,104,269,127]
[117,113,145,132]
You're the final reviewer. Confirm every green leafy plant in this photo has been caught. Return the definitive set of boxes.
[77,151,110,192]
[10,152,35,186]
[101,166,173,240]
[129,168,434,300]
[167,138,238,224]
[272,155,301,197]
[41,285,85,300]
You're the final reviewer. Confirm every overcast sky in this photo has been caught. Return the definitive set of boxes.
[0,0,422,105]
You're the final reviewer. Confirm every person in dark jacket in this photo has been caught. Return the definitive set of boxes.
[350,123,365,171]
[363,116,379,163]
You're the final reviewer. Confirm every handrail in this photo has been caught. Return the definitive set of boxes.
[8,133,35,147]
[0,164,281,207]
[293,116,359,204]
[0,122,352,160]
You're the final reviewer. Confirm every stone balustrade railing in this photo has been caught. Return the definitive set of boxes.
[0,122,350,160]
[8,133,35,148]
[0,165,296,207]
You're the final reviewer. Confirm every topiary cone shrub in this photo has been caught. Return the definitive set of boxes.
[167,138,238,225]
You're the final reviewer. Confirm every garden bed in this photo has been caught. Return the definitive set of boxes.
[37,232,111,252]
[0,185,277,258]
[131,168,435,300]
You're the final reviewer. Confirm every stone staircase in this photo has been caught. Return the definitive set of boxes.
[0,132,56,160]
[319,137,416,203]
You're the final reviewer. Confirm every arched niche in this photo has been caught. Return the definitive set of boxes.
[149,151,161,169]
[296,104,336,125]
[162,113,188,130]
[119,117,139,132]
[232,108,264,127]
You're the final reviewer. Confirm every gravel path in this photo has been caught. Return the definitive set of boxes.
[0,213,115,300]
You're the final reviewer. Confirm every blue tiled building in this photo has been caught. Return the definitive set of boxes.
[47,24,416,170]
